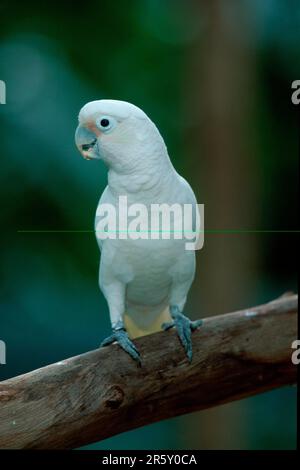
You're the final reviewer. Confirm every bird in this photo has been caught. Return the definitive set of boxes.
[75,99,202,363]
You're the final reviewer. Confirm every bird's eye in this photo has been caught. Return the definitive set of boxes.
[96,116,115,132]
[100,118,109,127]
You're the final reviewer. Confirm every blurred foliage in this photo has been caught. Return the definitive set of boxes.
[0,0,298,449]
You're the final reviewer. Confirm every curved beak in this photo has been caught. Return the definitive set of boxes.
[75,125,100,160]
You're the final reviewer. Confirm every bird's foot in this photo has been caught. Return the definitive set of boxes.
[100,321,141,364]
[162,306,202,363]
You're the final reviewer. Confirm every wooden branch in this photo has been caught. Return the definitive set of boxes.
[0,294,297,449]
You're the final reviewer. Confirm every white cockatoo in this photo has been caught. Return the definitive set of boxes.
[75,100,202,363]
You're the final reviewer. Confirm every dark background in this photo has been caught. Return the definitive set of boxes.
[0,0,298,449]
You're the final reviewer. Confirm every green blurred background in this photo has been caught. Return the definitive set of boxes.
[0,0,298,449]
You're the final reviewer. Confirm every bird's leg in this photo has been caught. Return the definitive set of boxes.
[162,306,202,362]
[100,279,140,363]
[100,320,141,364]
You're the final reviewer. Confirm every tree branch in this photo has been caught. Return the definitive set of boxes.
[0,294,297,449]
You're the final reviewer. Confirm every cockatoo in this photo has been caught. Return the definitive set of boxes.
[75,100,202,363]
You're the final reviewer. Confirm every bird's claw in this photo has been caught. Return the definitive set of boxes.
[162,306,202,363]
[100,326,141,364]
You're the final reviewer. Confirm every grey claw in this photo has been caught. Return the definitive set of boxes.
[165,307,202,363]
[162,321,174,331]
[100,334,115,347]
[177,317,192,362]
[100,329,141,364]
[190,319,203,331]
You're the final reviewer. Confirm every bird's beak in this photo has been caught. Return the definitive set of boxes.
[75,124,100,160]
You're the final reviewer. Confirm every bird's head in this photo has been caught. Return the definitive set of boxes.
[75,100,168,173]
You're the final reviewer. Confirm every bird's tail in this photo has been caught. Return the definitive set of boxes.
[124,305,171,339]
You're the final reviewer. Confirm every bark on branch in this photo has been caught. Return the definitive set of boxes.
[0,294,297,449]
